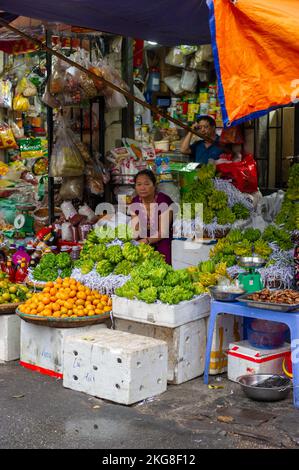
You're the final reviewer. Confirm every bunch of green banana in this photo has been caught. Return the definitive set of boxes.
[254,239,272,258]
[199,260,216,274]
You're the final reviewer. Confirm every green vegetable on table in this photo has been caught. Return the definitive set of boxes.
[96,259,114,277]
[231,203,250,220]
[122,242,140,262]
[136,287,158,304]
[106,245,123,264]
[114,260,134,276]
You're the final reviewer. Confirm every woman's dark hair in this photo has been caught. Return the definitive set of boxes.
[197,115,216,128]
[134,169,157,186]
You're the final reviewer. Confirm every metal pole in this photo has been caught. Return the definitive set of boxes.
[122,37,134,138]
[46,29,54,224]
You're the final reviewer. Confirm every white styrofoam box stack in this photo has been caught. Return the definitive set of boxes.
[114,318,206,384]
[172,239,213,270]
[205,314,243,375]
[0,314,21,362]
[63,329,168,405]
[227,340,291,382]
[112,295,210,328]
[20,321,107,377]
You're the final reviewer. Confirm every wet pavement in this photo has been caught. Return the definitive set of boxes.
[0,361,299,449]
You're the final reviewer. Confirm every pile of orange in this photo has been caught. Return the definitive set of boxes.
[18,278,112,318]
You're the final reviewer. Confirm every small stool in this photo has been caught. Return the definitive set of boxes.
[204,300,299,409]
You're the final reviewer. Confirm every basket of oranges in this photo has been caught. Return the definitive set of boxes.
[16,277,112,328]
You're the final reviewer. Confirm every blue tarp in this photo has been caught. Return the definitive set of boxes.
[0,0,210,46]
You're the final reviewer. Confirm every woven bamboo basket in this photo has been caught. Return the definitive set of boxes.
[0,302,22,315]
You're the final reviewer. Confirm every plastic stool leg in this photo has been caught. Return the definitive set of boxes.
[204,308,219,385]
[290,318,299,408]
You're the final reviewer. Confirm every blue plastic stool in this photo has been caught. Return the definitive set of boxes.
[204,300,299,408]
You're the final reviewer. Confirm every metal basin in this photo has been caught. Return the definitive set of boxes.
[237,374,292,402]
[238,256,266,269]
[209,286,245,302]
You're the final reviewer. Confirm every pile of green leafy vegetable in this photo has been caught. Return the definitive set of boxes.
[180,163,250,224]
[32,252,73,282]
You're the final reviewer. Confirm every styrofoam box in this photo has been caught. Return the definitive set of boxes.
[63,329,168,405]
[172,239,213,270]
[0,314,21,362]
[205,314,243,375]
[227,340,291,382]
[114,317,206,384]
[20,321,107,375]
[112,295,210,328]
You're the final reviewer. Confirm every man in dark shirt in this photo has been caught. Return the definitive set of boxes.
[180,115,224,163]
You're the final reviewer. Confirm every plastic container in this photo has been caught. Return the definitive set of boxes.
[248,320,288,350]
[147,67,160,92]
[154,140,169,152]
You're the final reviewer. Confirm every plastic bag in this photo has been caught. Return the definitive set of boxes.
[85,157,104,195]
[0,79,12,109]
[177,45,198,56]
[105,90,128,110]
[49,60,64,94]
[216,154,258,193]
[180,70,198,92]
[59,176,84,200]
[16,77,37,97]
[165,48,187,68]
[13,94,30,112]
[0,122,18,149]
[49,123,85,177]
[164,75,184,95]
[10,121,24,139]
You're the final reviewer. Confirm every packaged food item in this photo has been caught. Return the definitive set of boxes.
[164,75,184,95]
[16,77,37,97]
[10,120,25,139]
[49,60,64,94]
[61,222,73,241]
[0,79,12,109]
[78,204,96,222]
[13,94,30,112]
[165,48,187,68]
[75,141,92,162]
[181,70,198,92]
[61,201,77,220]
[0,122,18,149]
[18,138,44,159]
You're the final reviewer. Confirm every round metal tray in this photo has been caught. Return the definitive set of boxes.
[16,308,111,328]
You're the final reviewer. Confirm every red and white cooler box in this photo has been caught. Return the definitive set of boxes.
[227,340,291,382]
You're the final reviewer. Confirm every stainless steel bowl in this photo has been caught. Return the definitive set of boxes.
[237,374,292,402]
[238,256,266,269]
[209,286,245,302]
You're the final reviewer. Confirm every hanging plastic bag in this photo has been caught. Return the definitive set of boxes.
[105,90,128,110]
[164,75,184,95]
[180,70,198,92]
[49,123,85,177]
[59,176,84,200]
[16,77,37,97]
[49,60,65,94]
[10,120,25,139]
[85,157,104,195]
[13,94,30,112]
[177,45,198,56]
[216,154,258,193]
[42,83,62,108]
[165,48,187,68]
[0,79,12,109]
[0,122,18,149]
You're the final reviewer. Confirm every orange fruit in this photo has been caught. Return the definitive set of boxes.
[52,303,60,312]
[43,287,51,294]
[77,291,86,300]
[107,298,112,307]
[42,295,51,305]
[37,304,44,313]
[88,311,95,317]
[77,311,85,317]
[75,299,84,306]
[52,312,61,318]
[50,288,57,296]
[67,310,73,317]
[95,309,103,315]
[92,299,100,306]
[30,309,37,315]
[104,306,111,312]
[61,314,68,318]
[69,290,76,298]
[43,309,52,317]
[56,277,63,284]
[46,282,54,288]
[61,307,68,315]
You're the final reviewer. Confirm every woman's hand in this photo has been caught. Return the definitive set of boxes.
[138,238,149,244]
